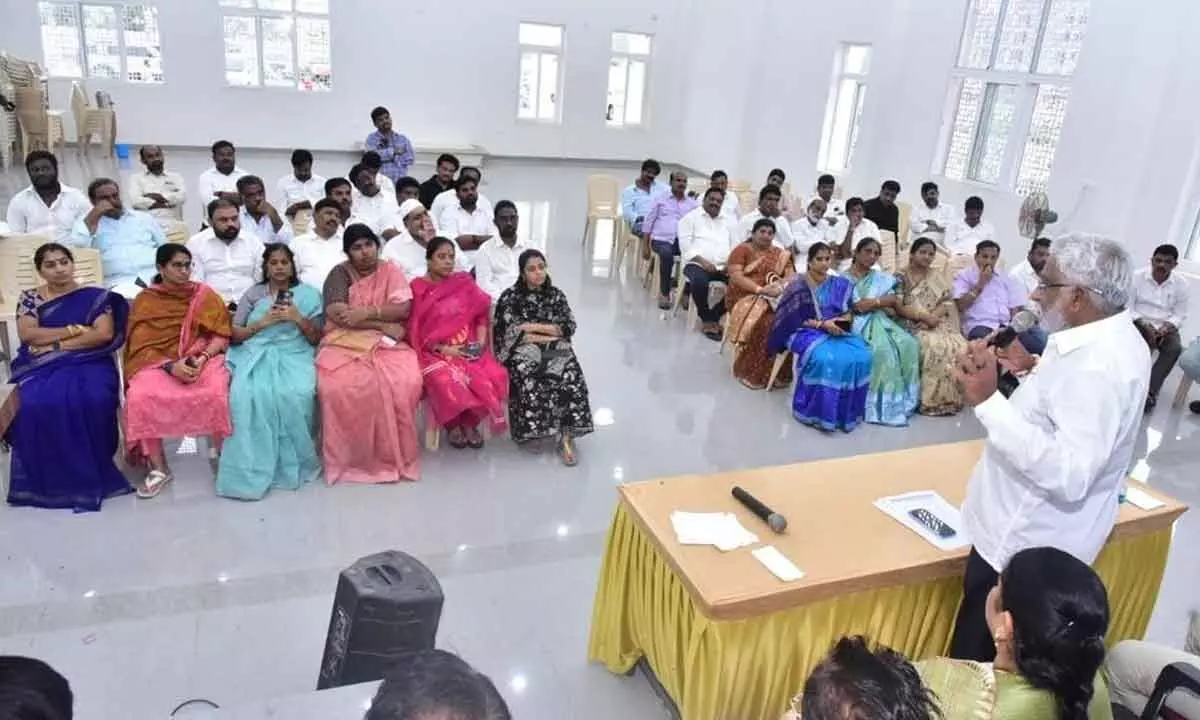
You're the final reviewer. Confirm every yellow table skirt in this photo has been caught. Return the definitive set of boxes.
[587,503,1173,720]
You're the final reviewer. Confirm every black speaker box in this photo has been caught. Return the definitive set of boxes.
[317,550,444,690]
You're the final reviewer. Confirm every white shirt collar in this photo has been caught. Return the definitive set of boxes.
[1048,310,1132,356]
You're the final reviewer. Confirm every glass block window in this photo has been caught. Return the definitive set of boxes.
[517,23,563,122]
[38,2,163,82]
[607,32,651,127]
[940,0,1090,193]
[220,0,331,91]
[817,44,871,173]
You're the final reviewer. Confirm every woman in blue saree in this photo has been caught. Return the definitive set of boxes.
[2,243,131,512]
[844,237,921,426]
[216,243,324,500]
[768,243,872,432]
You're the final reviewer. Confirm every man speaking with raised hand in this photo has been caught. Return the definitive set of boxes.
[949,232,1150,661]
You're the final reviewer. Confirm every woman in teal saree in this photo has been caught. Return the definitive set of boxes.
[844,238,920,426]
[216,244,324,500]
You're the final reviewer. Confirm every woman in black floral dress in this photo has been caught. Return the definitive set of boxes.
[493,250,593,465]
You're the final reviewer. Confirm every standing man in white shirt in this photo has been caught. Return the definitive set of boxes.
[1008,237,1052,309]
[197,140,248,206]
[909,181,955,247]
[438,175,496,271]
[4,150,91,242]
[127,145,186,230]
[475,201,527,301]
[678,188,736,341]
[237,175,292,245]
[1132,244,1190,411]
[348,163,400,239]
[275,149,326,221]
[291,198,346,289]
[943,196,995,275]
[710,170,740,222]
[738,184,794,251]
[831,197,880,270]
[430,166,492,221]
[949,232,1148,662]
[186,198,265,306]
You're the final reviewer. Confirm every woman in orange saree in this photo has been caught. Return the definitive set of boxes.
[725,218,795,389]
[409,237,508,449]
[316,224,423,483]
[123,243,232,498]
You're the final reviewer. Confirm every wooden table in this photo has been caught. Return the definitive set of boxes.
[588,440,1187,720]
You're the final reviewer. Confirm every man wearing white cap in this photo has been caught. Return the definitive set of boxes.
[382,198,469,280]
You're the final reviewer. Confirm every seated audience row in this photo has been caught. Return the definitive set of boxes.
[4,202,590,510]
[788,546,1112,720]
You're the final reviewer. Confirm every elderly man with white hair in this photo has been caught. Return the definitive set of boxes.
[947,232,1151,662]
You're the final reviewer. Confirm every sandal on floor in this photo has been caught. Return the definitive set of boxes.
[138,470,172,499]
[558,435,578,467]
[702,329,723,342]
[466,427,484,449]
[448,427,468,449]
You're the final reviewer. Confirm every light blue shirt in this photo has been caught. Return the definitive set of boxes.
[620,180,667,225]
[70,210,167,288]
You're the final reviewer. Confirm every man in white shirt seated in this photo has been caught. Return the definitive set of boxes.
[324,177,354,225]
[910,181,956,247]
[830,197,880,270]
[1131,243,1190,411]
[710,170,739,222]
[765,168,794,216]
[274,148,326,221]
[949,232,1149,661]
[69,177,166,288]
[430,166,492,222]
[127,145,186,230]
[395,176,421,205]
[237,175,292,245]
[738,184,793,251]
[475,201,527,301]
[790,197,834,262]
[679,188,736,341]
[4,150,91,242]
[383,199,435,279]
[1008,237,1051,309]
[348,163,401,239]
[806,174,845,225]
[438,175,496,271]
[186,198,265,306]
[943,195,995,268]
[197,140,248,207]
[291,198,345,289]
[355,151,396,201]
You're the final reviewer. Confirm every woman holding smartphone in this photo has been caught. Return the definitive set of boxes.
[217,243,323,500]
[767,243,873,432]
[410,237,509,449]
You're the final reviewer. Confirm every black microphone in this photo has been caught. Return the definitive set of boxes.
[731,486,788,533]
[988,309,1038,349]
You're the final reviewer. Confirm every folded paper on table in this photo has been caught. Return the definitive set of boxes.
[670,511,759,552]
[1124,485,1166,511]
[874,490,970,551]
[752,545,805,582]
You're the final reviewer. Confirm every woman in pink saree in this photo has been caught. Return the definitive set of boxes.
[409,237,508,449]
[123,243,232,498]
[317,223,423,483]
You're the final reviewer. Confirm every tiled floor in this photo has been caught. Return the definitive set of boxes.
[1,151,1197,719]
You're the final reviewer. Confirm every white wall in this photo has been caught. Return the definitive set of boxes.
[0,0,691,161]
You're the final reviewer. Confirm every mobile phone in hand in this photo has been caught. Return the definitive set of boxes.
[275,290,292,307]
[463,341,483,360]
[834,318,852,332]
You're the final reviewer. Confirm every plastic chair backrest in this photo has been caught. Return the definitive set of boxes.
[72,247,104,286]
[586,175,620,217]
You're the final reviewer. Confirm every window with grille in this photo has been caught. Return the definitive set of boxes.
[938,0,1089,195]
[516,23,563,122]
[38,2,163,82]
[606,32,651,127]
[817,44,871,173]
[220,0,331,91]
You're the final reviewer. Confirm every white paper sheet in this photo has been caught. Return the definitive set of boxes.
[874,491,970,551]
[1124,485,1165,511]
[752,545,805,582]
[670,511,759,552]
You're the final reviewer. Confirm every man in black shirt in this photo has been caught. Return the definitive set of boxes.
[862,179,900,233]
[418,153,460,209]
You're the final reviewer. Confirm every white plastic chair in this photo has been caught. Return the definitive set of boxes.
[70,81,116,157]
[582,175,620,246]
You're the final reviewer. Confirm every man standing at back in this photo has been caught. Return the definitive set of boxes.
[197,140,247,205]
[420,153,459,210]
[949,233,1149,662]
[1132,244,1189,411]
[620,159,666,236]
[274,149,326,222]
[365,106,414,184]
